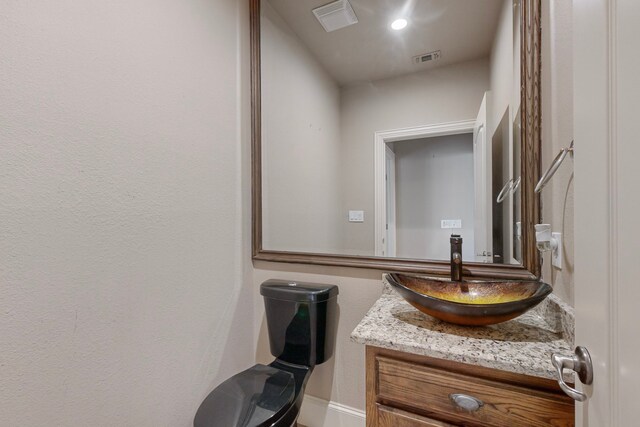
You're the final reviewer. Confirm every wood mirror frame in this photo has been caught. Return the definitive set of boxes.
[251,0,541,280]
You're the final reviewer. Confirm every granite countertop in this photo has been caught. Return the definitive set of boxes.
[351,278,574,381]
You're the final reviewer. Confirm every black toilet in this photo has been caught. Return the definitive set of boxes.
[194,279,339,427]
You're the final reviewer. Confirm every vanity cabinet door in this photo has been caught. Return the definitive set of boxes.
[377,405,457,427]
[366,347,574,427]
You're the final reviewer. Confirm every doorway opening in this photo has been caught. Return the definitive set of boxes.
[374,120,480,259]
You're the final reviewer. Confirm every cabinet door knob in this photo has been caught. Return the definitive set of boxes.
[449,393,484,412]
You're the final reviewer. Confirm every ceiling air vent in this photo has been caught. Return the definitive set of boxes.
[312,0,358,33]
[413,50,442,64]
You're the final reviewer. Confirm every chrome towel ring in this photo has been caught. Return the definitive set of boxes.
[496,176,521,204]
[496,178,514,203]
[535,141,574,193]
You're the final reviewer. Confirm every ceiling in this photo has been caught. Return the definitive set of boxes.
[265,0,504,86]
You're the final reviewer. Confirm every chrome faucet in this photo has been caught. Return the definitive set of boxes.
[450,235,463,281]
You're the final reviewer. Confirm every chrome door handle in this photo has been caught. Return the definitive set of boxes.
[551,346,593,402]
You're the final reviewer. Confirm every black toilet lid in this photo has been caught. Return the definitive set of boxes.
[194,364,296,427]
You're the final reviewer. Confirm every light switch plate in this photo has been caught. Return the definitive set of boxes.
[552,232,562,269]
[441,219,462,229]
[348,210,364,222]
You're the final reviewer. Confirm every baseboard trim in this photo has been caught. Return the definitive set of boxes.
[298,395,366,427]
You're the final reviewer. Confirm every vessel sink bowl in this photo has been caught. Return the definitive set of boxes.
[386,273,552,326]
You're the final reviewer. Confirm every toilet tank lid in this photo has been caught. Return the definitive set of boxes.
[260,279,339,302]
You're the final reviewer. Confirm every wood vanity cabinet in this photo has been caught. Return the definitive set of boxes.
[366,346,575,427]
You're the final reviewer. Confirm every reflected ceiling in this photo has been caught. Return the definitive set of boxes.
[266,0,504,85]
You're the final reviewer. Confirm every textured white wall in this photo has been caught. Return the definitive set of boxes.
[0,1,253,425]
[261,2,343,254]
[488,0,514,139]
[541,0,574,305]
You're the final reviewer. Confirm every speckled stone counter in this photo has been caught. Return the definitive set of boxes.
[351,279,574,381]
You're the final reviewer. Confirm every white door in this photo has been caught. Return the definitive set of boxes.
[473,93,491,262]
[384,145,396,257]
[573,0,640,424]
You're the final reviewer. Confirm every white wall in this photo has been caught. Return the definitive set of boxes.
[541,0,574,305]
[339,58,490,255]
[488,0,514,139]
[487,1,515,265]
[261,2,343,253]
[0,1,253,425]
[487,0,515,264]
[393,135,475,261]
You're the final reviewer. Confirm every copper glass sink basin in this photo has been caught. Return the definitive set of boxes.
[386,273,552,326]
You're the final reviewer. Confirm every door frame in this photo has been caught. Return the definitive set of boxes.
[384,145,396,257]
[373,120,476,257]
[473,94,491,262]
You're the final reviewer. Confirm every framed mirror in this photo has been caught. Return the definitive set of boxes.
[251,0,541,279]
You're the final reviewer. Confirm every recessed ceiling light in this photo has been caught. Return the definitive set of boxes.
[391,18,408,31]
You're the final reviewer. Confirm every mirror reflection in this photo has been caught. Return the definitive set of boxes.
[261,0,523,264]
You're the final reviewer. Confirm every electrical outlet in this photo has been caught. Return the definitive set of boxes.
[441,219,462,229]
[348,210,364,222]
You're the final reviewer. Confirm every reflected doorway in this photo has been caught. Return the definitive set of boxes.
[385,134,475,260]
[374,120,478,260]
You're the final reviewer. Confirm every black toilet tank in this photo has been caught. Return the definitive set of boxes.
[260,280,339,367]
